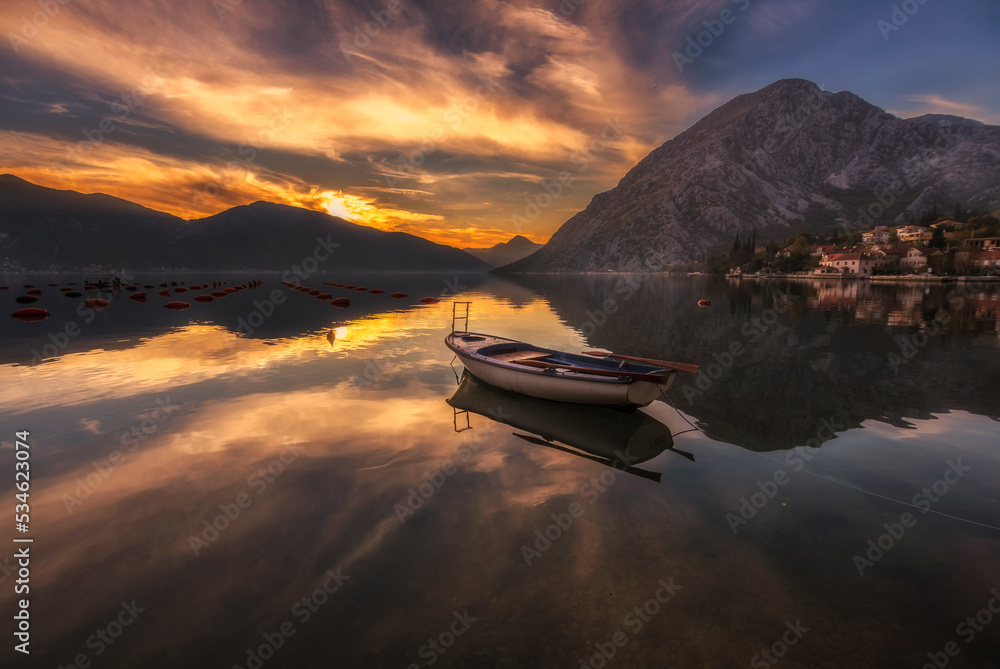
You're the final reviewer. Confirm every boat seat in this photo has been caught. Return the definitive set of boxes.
[489,350,551,363]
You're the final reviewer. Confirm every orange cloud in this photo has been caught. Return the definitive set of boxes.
[0,0,710,246]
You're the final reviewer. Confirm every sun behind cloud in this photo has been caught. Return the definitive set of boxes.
[319,191,356,220]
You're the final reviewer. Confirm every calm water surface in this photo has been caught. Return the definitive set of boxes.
[1,274,999,668]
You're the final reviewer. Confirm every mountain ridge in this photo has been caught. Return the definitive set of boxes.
[0,176,489,272]
[463,235,542,267]
[498,79,1000,273]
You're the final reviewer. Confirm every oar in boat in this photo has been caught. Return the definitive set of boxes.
[512,433,662,483]
[582,350,700,375]
[514,359,668,384]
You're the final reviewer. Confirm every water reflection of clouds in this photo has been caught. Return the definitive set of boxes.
[3,280,1000,666]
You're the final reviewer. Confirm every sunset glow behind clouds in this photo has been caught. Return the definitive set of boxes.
[1,0,997,247]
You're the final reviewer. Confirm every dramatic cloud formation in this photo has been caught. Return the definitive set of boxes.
[1,0,998,247]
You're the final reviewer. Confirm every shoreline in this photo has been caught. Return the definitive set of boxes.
[722,274,999,283]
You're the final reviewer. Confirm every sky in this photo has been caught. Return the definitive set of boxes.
[1,0,998,248]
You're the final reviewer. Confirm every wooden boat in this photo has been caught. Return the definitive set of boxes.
[445,331,680,408]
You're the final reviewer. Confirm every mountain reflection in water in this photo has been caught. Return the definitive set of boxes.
[0,273,998,668]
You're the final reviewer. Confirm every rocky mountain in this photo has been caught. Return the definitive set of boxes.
[0,175,489,272]
[463,235,542,267]
[499,79,1000,273]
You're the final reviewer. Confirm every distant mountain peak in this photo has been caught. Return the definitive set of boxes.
[464,234,542,268]
[500,78,1000,273]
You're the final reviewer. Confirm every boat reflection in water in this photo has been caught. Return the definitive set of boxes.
[447,371,695,484]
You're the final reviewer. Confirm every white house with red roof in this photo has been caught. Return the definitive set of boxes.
[819,252,877,275]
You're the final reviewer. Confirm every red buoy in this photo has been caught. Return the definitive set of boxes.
[307,289,320,296]
[211,290,228,297]
[419,297,439,304]
[26,288,42,295]
[85,298,110,309]
[369,289,383,295]
[12,307,50,321]
[331,297,350,308]
[355,287,367,291]
[390,292,407,299]
[165,301,191,310]
[158,289,171,297]
[175,286,188,293]
[316,293,332,301]
[697,299,711,307]
[128,292,148,302]
[344,285,355,289]
[193,295,214,303]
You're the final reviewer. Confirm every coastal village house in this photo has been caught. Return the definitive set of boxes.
[956,250,1000,271]
[809,244,838,257]
[820,252,877,275]
[900,247,942,269]
[870,244,911,265]
[962,237,1000,252]
[897,225,933,244]
[862,228,891,244]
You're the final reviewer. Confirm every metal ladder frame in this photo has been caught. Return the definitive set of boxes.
[452,301,471,334]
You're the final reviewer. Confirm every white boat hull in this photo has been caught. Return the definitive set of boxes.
[453,351,673,408]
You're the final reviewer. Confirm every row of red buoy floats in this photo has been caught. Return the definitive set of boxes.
[313,281,440,305]
[10,278,265,321]
[282,281,352,307]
